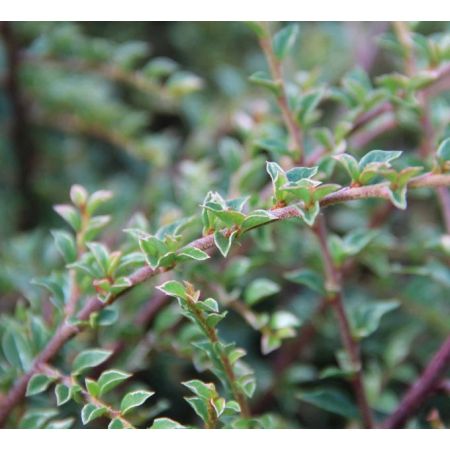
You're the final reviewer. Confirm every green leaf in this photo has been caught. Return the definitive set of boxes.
[51,230,77,263]
[86,242,110,275]
[72,348,112,375]
[286,166,318,182]
[177,247,210,261]
[437,137,450,169]
[240,210,276,233]
[26,374,55,397]
[349,300,400,339]
[185,396,209,423]
[55,384,71,406]
[285,269,326,294]
[85,378,100,397]
[298,90,324,126]
[270,311,301,329]
[244,278,280,305]
[182,379,215,400]
[1,327,33,371]
[214,229,238,258]
[53,204,82,232]
[81,403,107,425]
[143,57,178,79]
[166,71,203,96]
[98,369,132,396]
[150,418,186,429]
[261,333,282,354]
[387,186,408,209]
[120,390,155,415]
[249,71,281,95]
[108,418,127,429]
[334,153,360,182]
[46,418,75,429]
[19,408,58,429]
[297,388,359,418]
[273,23,299,60]
[156,280,187,299]
[358,150,402,171]
[298,201,320,227]
[139,235,168,269]
[70,184,88,208]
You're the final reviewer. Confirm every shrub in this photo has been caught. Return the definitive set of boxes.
[0,21,449,429]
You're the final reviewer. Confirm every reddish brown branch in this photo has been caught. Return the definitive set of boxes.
[312,215,374,428]
[383,334,450,428]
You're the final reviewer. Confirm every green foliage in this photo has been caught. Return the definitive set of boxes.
[1,21,450,430]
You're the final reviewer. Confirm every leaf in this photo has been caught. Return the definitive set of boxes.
[298,202,320,227]
[270,311,301,329]
[240,211,276,234]
[70,184,88,208]
[349,300,399,339]
[177,247,210,261]
[150,418,186,429]
[182,379,215,400]
[249,71,280,95]
[139,236,168,269]
[86,242,110,275]
[298,90,324,126]
[185,396,209,423]
[261,333,282,354]
[19,408,58,429]
[273,23,299,60]
[285,269,325,294]
[26,374,55,397]
[85,378,100,397]
[53,204,81,232]
[143,57,178,79]
[286,166,318,182]
[334,153,360,182]
[81,403,107,425]
[387,186,408,210]
[244,278,280,305]
[72,348,113,375]
[98,369,132,396]
[51,230,77,263]
[166,71,203,96]
[1,327,33,371]
[120,390,155,415]
[156,280,186,299]
[55,384,71,406]
[108,418,127,429]
[297,388,359,418]
[86,190,113,215]
[358,150,402,171]
[214,229,238,258]
[437,137,450,168]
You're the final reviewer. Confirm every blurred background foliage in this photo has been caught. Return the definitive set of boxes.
[0,22,449,428]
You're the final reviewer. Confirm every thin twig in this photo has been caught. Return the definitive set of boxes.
[383,334,450,428]
[312,215,374,428]
[258,24,304,163]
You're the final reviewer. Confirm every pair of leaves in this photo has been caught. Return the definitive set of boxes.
[335,150,402,185]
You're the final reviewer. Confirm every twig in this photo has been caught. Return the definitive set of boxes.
[383,334,450,428]
[312,215,374,428]
[258,24,304,163]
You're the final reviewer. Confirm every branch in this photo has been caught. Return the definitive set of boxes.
[312,215,374,428]
[383,334,450,428]
[1,171,449,426]
[258,25,304,162]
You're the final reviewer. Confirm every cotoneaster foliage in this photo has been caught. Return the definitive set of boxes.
[0,21,450,429]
